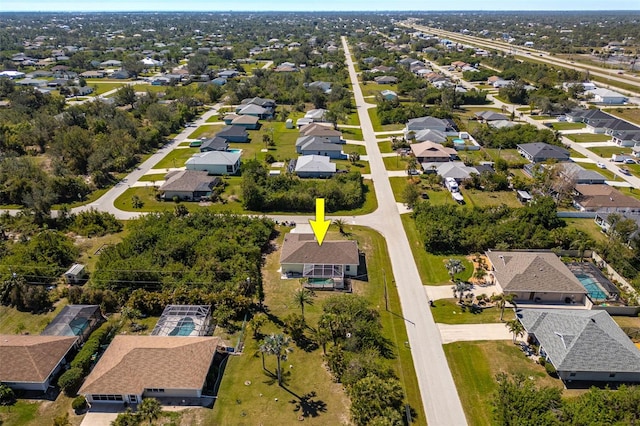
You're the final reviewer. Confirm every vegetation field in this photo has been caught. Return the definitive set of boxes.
[605,108,640,126]
[0,301,67,335]
[151,147,199,169]
[401,215,473,285]
[587,146,631,158]
[368,108,405,132]
[378,140,393,153]
[551,122,586,130]
[565,133,612,143]
[462,189,521,208]
[340,127,364,141]
[138,173,167,182]
[85,80,128,95]
[383,155,409,171]
[208,226,425,425]
[444,341,570,426]
[360,82,398,97]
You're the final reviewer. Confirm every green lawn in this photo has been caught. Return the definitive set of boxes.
[431,298,515,324]
[579,162,616,180]
[462,189,521,208]
[137,173,167,182]
[587,146,631,158]
[383,155,409,171]
[344,144,367,155]
[389,176,409,202]
[401,215,473,285]
[604,108,640,126]
[368,108,405,132]
[529,115,555,120]
[0,401,39,426]
[205,115,221,122]
[444,341,569,426]
[86,81,128,95]
[565,133,612,143]
[335,159,371,174]
[151,147,199,169]
[563,218,607,243]
[0,300,68,335]
[378,140,393,153]
[551,122,586,130]
[340,127,364,141]
[187,125,221,139]
[569,149,587,158]
[346,112,361,126]
[208,226,425,425]
[422,189,457,206]
[360,82,398,97]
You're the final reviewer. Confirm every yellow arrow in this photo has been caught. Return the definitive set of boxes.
[309,198,331,246]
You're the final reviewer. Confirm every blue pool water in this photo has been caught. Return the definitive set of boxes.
[575,274,607,301]
[169,317,195,336]
[453,138,465,145]
[228,149,242,154]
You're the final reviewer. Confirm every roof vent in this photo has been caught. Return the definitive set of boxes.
[554,332,568,349]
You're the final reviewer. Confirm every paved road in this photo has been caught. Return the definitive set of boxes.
[341,36,468,426]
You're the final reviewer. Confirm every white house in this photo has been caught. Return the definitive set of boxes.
[588,88,627,105]
[185,151,241,175]
[294,155,336,178]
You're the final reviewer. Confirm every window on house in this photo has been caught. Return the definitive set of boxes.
[226,165,233,173]
[345,265,350,271]
[609,373,616,378]
[569,373,576,377]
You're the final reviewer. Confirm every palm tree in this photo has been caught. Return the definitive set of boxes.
[445,259,465,282]
[333,218,347,235]
[120,306,141,326]
[505,319,525,343]
[259,333,293,386]
[491,293,516,322]
[451,280,473,304]
[406,156,419,175]
[137,398,162,425]
[292,288,315,321]
[312,326,331,355]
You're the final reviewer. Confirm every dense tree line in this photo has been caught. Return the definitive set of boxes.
[92,212,273,299]
[242,160,366,213]
[494,373,640,425]
[412,197,591,254]
[472,123,560,149]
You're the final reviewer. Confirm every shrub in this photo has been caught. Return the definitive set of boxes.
[544,362,557,376]
[71,323,113,372]
[72,395,88,411]
[58,367,84,396]
[538,357,546,366]
[0,384,16,405]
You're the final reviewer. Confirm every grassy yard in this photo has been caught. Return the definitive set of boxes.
[207,226,425,425]
[563,218,607,243]
[587,146,631,158]
[389,176,409,202]
[383,155,409,171]
[463,189,521,208]
[0,401,39,426]
[151,147,199,169]
[604,108,640,126]
[565,133,612,143]
[529,115,555,121]
[113,180,378,216]
[444,341,570,426]
[368,108,405,132]
[187,125,221,139]
[0,300,67,335]
[579,162,616,180]
[360,82,398,97]
[138,173,167,182]
[551,122,586,131]
[400,215,473,285]
[75,226,132,273]
[340,127,364,141]
[205,115,221,122]
[378,140,393,153]
[569,149,587,158]
[431,298,515,324]
[86,82,129,95]
[346,112,360,126]
[343,144,367,156]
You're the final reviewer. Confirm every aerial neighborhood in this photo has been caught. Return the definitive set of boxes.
[2,8,640,426]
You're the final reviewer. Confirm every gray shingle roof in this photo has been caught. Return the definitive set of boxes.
[518,309,640,373]
[517,143,570,161]
[486,251,587,294]
[280,233,359,265]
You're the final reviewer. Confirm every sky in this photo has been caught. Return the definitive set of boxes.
[2,0,639,11]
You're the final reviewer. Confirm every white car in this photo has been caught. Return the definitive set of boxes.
[596,162,606,169]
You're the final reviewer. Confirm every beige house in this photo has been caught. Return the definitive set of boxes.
[485,251,589,307]
[80,335,220,405]
[410,141,457,163]
[0,335,78,392]
[299,123,342,143]
[280,233,359,289]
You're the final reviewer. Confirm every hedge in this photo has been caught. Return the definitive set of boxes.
[71,322,114,373]
[58,367,84,397]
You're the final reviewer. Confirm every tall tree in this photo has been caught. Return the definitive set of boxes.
[259,333,293,386]
[505,319,525,343]
[492,293,516,322]
[445,258,465,282]
[292,288,315,321]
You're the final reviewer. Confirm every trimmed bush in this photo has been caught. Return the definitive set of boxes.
[72,395,88,412]
[538,357,546,366]
[71,323,114,373]
[544,362,557,376]
[58,367,84,396]
[0,384,16,405]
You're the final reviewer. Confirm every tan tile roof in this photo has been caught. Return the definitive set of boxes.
[299,123,342,138]
[79,335,220,396]
[486,251,587,294]
[575,184,640,209]
[410,141,457,158]
[232,115,259,124]
[0,335,77,383]
[280,233,359,265]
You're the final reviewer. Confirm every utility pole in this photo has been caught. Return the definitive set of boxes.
[383,269,388,311]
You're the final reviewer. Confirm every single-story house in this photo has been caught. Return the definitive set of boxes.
[411,128,447,143]
[517,143,570,163]
[296,136,344,159]
[380,90,398,101]
[475,111,508,122]
[405,116,457,134]
[573,184,640,213]
[79,335,220,405]
[218,70,239,79]
[111,70,130,79]
[236,104,270,119]
[64,263,87,284]
[280,233,359,289]
[304,109,328,122]
[410,141,457,163]
[0,335,78,392]
[308,81,332,93]
[558,162,606,184]
[240,97,276,109]
[210,77,227,86]
[199,137,229,152]
[222,113,240,125]
[185,152,241,176]
[41,305,104,344]
[100,60,122,67]
[374,76,397,84]
[518,309,640,383]
[0,70,25,79]
[485,250,589,307]
[231,115,260,129]
[215,126,249,143]
[434,162,480,182]
[294,155,337,178]
[159,170,221,200]
[299,123,342,143]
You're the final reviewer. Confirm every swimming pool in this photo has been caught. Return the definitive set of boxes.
[575,274,608,301]
[169,317,196,336]
[452,138,465,145]
[228,148,243,154]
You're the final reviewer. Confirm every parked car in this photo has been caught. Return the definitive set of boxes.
[597,162,606,169]
[620,168,631,175]
[624,158,637,164]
